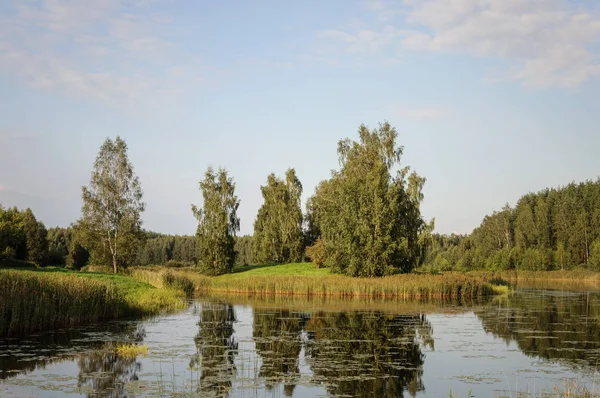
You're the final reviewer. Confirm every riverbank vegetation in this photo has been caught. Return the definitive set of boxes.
[3,124,600,293]
[0,268,187,337]
[130,263,502,299]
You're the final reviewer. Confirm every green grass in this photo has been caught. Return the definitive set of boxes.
[0,267,187,337]
[230,262,332,276]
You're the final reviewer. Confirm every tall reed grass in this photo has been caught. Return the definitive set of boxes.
[131,265,500,299]
[0,269,186,337]
[208,273,497,299]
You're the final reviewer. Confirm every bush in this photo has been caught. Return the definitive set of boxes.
[162,272,194,296]
[305,239,326,268]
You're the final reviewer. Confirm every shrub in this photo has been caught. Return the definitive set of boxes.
[162,271,194,296]
[305,239,326,268]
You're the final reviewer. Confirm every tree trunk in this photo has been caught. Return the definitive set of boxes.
[112,254,118,274]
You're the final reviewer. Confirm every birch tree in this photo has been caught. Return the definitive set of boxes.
[79,137,145,273]
[308,122,426,276]
[253,168,304,264]
[192,167,240,275]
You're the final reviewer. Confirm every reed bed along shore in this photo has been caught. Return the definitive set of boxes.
[463,269,600,284]
[0,269,187,337]
[132,263,503,300]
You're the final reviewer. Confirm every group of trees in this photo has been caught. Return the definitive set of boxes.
[425,180,600,271]
[135,233,197,266]
[0,123,432,276]
[305,122,428,276]
[6,124,600,275]
[253,169,304,264]
[0,206,48,265]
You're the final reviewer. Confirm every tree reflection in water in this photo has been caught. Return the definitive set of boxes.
[77,325,146,397]
[476,291,600,369]
[304,311,433,398]
[253,309,310,396]
[191,301,238,397]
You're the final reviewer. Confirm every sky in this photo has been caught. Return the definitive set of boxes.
[1,0,599,236]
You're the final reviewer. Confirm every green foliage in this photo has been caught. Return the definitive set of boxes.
[135,233,197,266]
[308,122,426,277]
[161,271,194,296]
[0,205,27,261]
[192,167,240,276]
[22,209,48,265]
[424,179,600,272]
[78,137,146,273]
[253,169,304,264]
[305,238,325,268]
[590,239,600,271]
[234,235,255,265]
[0,206,49,266]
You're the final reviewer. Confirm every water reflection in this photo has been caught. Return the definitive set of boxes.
[476,290,600,371]
[304,311,432,397]
[0,322,143,381]
[191,302,238,397]
[77,350,140,397]
[3,290,600,397]
[253,309,310,396]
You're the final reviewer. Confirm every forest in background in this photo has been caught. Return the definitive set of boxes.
[424,180,600,271]
[4,178,600,272]
[1,122,600,275]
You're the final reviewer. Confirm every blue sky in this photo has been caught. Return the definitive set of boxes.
[1,0,599,236]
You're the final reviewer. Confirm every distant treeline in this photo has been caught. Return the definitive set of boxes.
[3,123,600,276]
[0,209,246,268]
[424,179,600,271]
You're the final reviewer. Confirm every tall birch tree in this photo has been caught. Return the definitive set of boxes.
[79,137,145,273]
[192,167,240,275]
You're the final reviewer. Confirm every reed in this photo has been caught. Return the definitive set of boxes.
[208,272,497,299]
[162,271,194,296]
[0,269,186,337]
[131,263,501,300]
[466,269,600,282]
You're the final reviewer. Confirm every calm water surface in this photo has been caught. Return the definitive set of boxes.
[2,286,600,397]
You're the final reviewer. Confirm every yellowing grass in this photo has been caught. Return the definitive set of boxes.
[0,268,186,337]
[115,343,148,359]
[133,263,500,300]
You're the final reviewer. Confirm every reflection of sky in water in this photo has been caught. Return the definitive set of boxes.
[1,289,600,397]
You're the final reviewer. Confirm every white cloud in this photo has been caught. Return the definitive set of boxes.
[320,0,600,88]
[0,0,205,105]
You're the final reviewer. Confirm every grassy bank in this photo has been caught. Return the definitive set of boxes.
[0,268,187,337]
[132,263,503,300]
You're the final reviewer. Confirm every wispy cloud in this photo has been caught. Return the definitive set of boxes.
[0,0,206,106]
[318,0,600,88]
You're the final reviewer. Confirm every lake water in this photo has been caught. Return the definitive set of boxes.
[2,285,600,397]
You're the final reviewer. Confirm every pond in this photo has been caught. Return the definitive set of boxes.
[2,286,600,397]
